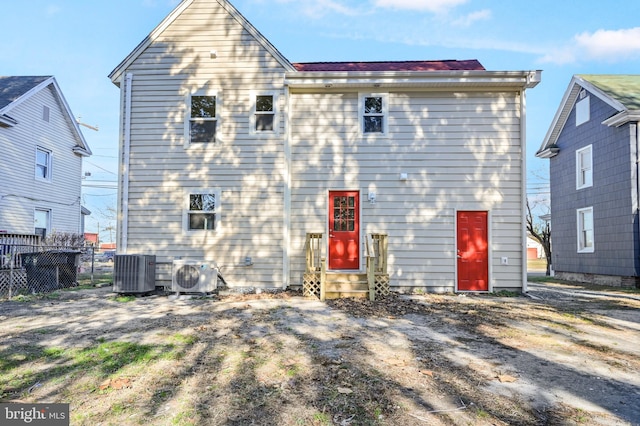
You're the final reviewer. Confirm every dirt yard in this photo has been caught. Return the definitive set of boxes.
[0,280,639,425]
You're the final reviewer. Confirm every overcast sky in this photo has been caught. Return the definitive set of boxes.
[3,0,639,241]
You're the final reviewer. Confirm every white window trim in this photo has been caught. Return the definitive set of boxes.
[576,95,590,126]
[358,92,389,137]
[182,188,221,234]
[34,208,51,239]
[577,206,594,253]
[250,91,279,135]
[184,89,221,147]
[35,146,52,182]
[576,145,593,189]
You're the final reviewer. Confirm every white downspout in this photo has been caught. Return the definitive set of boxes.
[282,85,291,289]
[520,88,528,293]
[121,73,133,253]
[634,123,640,277]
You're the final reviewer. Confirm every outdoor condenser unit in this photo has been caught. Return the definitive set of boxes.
[172,259,218,293]
[113,255,156,293]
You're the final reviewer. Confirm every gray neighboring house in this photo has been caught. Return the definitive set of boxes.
[0,76,92,239]
[537,75,640,287]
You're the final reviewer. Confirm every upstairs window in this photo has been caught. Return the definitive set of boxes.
[255,95,275,132]
[577,207,594,253]
[186,192,219,231]
[576,92,590,126]
[42,106,50,122]
[35,147,52,181]
[188,94,217,144]
[360,93,388,135]
[576,145,593,189]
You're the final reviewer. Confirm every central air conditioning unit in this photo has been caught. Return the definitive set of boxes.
[172,259,218,293]
[113,255,156,293]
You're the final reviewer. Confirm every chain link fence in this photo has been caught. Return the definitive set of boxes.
[0,244,98,298]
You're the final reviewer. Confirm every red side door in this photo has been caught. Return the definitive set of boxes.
[328,191,360,270]
[457,211,489,291]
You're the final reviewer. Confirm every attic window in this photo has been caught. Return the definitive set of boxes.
[42,106,50,122]
[576,95,590,126]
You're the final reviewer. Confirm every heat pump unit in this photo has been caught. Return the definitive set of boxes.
[113,255,156,293]
[172,260,218,293]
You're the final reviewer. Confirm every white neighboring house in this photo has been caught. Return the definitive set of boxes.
[109,0,540,293]
[0,76,92,239]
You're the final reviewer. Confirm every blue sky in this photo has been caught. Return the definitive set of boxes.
[3,0,640,242]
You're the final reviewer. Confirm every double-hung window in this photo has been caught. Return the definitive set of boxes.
[35,147,52,181]
[576,145,592,189]
[360,93,388,135]
[187,93,217,144]
[577,207,594,253]
[254,94,276,132]
[185,191,219,231]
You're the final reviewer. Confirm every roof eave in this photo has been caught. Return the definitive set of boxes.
[284,70,541,89]
[602,110,640,127]
[0,114,18,127]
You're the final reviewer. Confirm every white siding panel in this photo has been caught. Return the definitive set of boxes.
[119,0,289,288]
[0,85,83,235]
[289,90,523,290]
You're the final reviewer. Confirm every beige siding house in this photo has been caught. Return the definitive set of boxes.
[0,76,91,238]
[109,0,540,293]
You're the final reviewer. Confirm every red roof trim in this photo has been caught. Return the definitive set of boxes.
[292,60,485,72]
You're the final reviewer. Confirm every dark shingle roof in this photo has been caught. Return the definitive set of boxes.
[0,76,51,110]
[292,60,485,72]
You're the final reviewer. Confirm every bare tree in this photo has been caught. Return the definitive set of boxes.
[526,200,552,275]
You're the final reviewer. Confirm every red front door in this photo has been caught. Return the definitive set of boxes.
[328,191,360,270]
[457,211,489,291]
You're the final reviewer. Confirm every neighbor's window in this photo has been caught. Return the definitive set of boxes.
[255,94,275,132]
[34,209,50,239]
[577,207,594,253]
[576,145,593,189]
[35,147,52,181]
[187,192,218,230]
[576,94,590,126]
[360,94,388,135]
[188,95,217,143]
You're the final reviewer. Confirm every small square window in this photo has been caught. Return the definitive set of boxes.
[36,147,51,181]
[187,193,218,231]
[188,95,217,144]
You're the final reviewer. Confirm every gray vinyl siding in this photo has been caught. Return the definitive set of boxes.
[550,92,638,277]
[289,90,524,291]
[119,0,288,287]
[0,85,83,235]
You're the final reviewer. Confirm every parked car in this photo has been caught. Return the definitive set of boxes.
[98,251,115,262]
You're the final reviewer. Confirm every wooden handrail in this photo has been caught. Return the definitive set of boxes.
[370,233,388,274]
[305,233,323,272]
